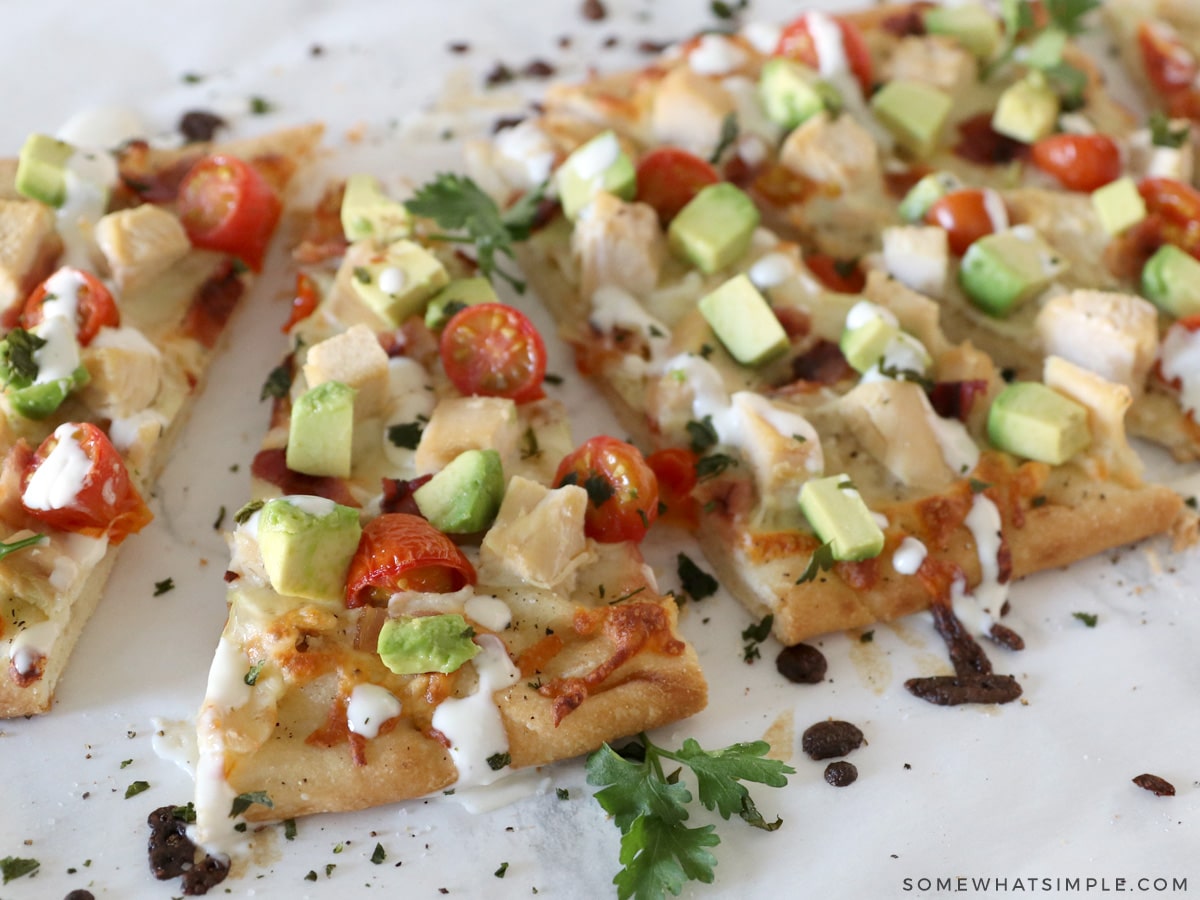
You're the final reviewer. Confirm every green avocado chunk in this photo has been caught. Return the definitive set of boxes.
[15,133,76,207]
[340,173,412,243]
[987,382,1091,464]
[424,276,499,330]
[377,614,480,675]
[922,2,1002,61]
[413,448,505,533]
[1142,244,1200,318]
[870,80,953,159]
[8,366,90,420]
[350,240,450,327]
[898,171,962,223]
[758,58,827,130]
[839,306,900,374]
[555,130,636,221]
[959,228,1066,317]
[697,274,788,366]
[668,182,760,274]
[257,497,363,602]
[991,74,1059,144]
[1091,176,1146,236]
[286,380,357,477]
[798,475,885,562]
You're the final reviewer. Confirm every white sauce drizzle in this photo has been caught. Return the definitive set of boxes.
[748,252,797,290]
[9,619,59,675]
[892,536,928,575]
[203,637,253,711]
[58,149,118,268]
[378,266,407,296]
[494,120,557,189]
[464,594,513,632]
[22,424,91,511]
[590,285,672,361]
[1159,323,1200,418]
[962,493,1008,632]
[346,683,403,739]
[382,356,437,471]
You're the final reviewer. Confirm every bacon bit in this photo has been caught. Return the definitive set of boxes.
[223,570,239,583]
[752,163,818,207]
[791,339,856,386]
[835,556,880,591]
[885,164,933,198]
[773,305,811,339]
[882,3,932,37]
[183,261,244,348]
[292,183,348,265]
[426,726,452,750]
[306,693,351,752]
[928,379,989,422]
[954,113,1028,167]
[380,475,433,516]
[517,633,565,678]
[251,447,361,507]
[117,143,197,203]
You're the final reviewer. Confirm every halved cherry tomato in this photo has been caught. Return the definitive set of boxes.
[439,303,547,403]
[1137,177,1200,260]
[20,423,152,544]
[555,436,659,543]
[176,154,282,272]
[22,268,118,347]
[925,188,1001,256]
[635,147,721,224]
[804,252,866,293]
[775,14,874,97]
[282,272,320,334]
[646,447,699,527]
[345,513,477,608]
[1030,134,1121,192]
[1138,21,1199,95]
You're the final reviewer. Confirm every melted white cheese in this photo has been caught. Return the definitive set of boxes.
[689,34,746,76]
[464,594,513,632]
[892,536,927,575]
[22,424,91,511]
[346,683,403,739]
[430,634,520,788]
[1159,323,1200,418]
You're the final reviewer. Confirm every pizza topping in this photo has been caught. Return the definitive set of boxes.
[176,154,281,272]
[1157,317,1200,418]
[9,619,55,684]
[1091,176,1147,237]
[256,497,362,603]
[1030,133,1120,192]
[668,182,760,274]
[573,193,667,299]
[959,226,1067,317]
[987,381,1091,464]
[961,492,1010,633]
[698,274,788,366]
[377,614,480,675]
[412,449,505,534]
[880,226,949,299]
[303,323,391,420]
[554,436,659,543]
[479,476,594,589]
[1127,122,1194,185]
[554,130,636,222]
[1137,20,1198,97]
[345,513,477,608]
[589,285,672,367]
[413,395,522,475]
[79,325,164,420]
[870,80,953,160]
[924,188,1004,256]
[1143,245,1200,319]
[439,303,548,404]
[95,204,192,294]
[1034,290,1159,394]
[345,683,402,740]
[799,475,884,563]
[430,633,520,787]
[898,170,964,223]
[687,33,747,77]
[250,447,360,508]
[776,12,872,100]
[758,58,830,132]
[286,381,356,478]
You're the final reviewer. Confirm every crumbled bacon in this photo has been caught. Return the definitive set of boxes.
[380,475,433,516]
[790,340,856,386]
[929,379,989,422]
[183,260,245,349]
[250,448,360,507]
[953,113,1028,166]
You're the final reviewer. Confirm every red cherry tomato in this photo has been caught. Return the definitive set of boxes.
[439,303,547,403]
[1030,134,1121,192]
[22,268,118,347]
[635,147,721,224]
[1137,177,1200,260]
[804,253,866,293]
[554,436,659,543]
[345,513,477,608]
[645,447,699,527]
[925,188,1001,256]
[176,154,282,272]
[282,272,320,334]
[1138,21,1199,95]
[775,14,874,97]
[20,423,152,545]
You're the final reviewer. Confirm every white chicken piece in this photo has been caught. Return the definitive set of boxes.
[779,111,882,193]
[302,323,390,419]
[731,392,824,504]
[1035,290,1159,397]
[861,269,951,360]
[1044,355,1143,486]
[0,200,59,309]
[881,226,949,299]
[413,396,521,475]
[79,326,163,419]
[886,36,977,99]
[572,192,666,300]
[478,477,594,591]
[651,66,736,157]
[94,204,190,294]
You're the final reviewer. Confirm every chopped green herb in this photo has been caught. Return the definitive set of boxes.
[0,533,46,563]
[686,416,719,454]
[229,790,273,818]
[520,426,541,460]
[1073,611,1098,628]
[249,95,276,115]
[125,780,150,799]
[0,328,47,383]
[234,822,247,833]
[244,661,266,686]
[1150,111,1190,149]
[370,842,386,864]
[583,473,616,508]
[860,630,875,644]
[741,614,774,663]
[387,421,424,450]
[153,577,175,597]
[120,758,133,769]
[487,752,511,771]
[353,265,373,284]
[699,343,715,359]
[710,0,749,20]
[878,362,934,391]
[968,478,992,494]
[495,862,510,878]
[283,818,297,841]
[695,453,737,482]
[259,363,291,401]
[172,802,197,824]
[677,553,718,602]
[610,586,647,605]
[213,505,227,531]
[234,500,264,525]
[556,787,570,800]
[0,857,40,884]
[543,372,564,386]
[796,541,836,585]
[181,72,205,84]
[586,732,792,900]
[709,112,740,164]
[1031,495,1048,508]
[305,870,318,882]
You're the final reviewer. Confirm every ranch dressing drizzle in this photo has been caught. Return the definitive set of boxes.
[31,267,86,384]
[892,536,927,575]
[430,634,520,788]
[346,683,402,739]
[57,148,118,269]
[958,493,1009,635]
[8,619,59,676]
[22,423,91,511]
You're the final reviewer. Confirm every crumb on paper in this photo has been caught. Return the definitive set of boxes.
[762,709,793,763]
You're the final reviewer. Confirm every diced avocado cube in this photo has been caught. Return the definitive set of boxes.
[959,227,1066,317]
[413,448,505,534]
[377,614,480,675]
[991,74,1060,144]
[922,2,1002,61]
[799,475,885,562]
[1142,244,1200,318]
[987,381,1091,464]
[257,497,362,602]
[350,239,450,327]
[668,182,760,274]
[758,58,827,131]
[286,380,357,477]
[424,277,499,330]
[555,130,636,221]
[870,80,953,160]
[7,365,89,420]
[840,302,900,374]
[898,171,963,223]
[698,274,788,366]
[340,173,411,243]
[1090,176,1146,236]
[15,133,75,207]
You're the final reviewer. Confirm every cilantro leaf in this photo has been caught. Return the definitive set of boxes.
[695,453,737,482]
[234,500,264,525]
[386,420,424,450]
[589,743,692,832]
[796,540,836,585]
[0,328,47,386]
[153,577,175,597]
[0,856,39,884]
[685,417,718,454]
[260,363,291,401]
[614,815,719,900]
[741,614,774,662]
[229,790,273,818]
[1073,611,1098,628]
[125,780,150,798]
[1150,112,1190,149]
[404,173,543,292]
[671,738,792,821]
[583,473,616,508]
[677,553,718,602]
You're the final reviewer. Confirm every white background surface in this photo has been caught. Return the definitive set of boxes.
[2,2,1197,898]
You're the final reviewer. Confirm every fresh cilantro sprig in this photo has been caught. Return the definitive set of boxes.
[0,533,46,562]
[586,733,793,900]
[1149,111,1190,149]
[404,174,546,293]
[986,0,1098,106]
[0,856,39,884]
[0,328,47,385]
